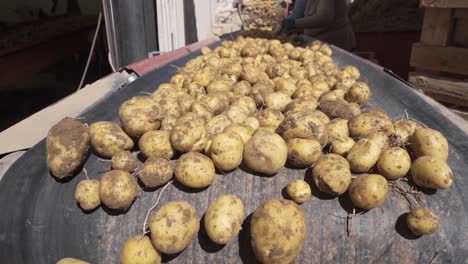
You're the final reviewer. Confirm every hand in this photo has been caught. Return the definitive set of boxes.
[282,18,295,30]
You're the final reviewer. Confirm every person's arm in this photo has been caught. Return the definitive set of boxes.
[294,0,335,28]
[287,0,307,19]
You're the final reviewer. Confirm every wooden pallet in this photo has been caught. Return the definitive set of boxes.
[409,0,468,116]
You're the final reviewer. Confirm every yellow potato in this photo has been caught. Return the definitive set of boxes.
[138,157,173,188]
[244,116,260,130]
[274,78,297,96]
[99,170,137,210]
[312,154,351,195]
[119,96,162,137]
[345,82,371,106]
[326,118,349,140]
[223,124,255,143]
[89,121,134,158]
[393,119,423,145]
[278,111,328,147]
[233,80,252,97]
[284,96,318,114]
[348,174,388,209]
[411,156,453,189]
[346,132,388,173]
[265,92,292,112]
[231,96,257,115]
[75,179,100,211]
[204,195,245,244]
[318,98,360,120]
[56,258,90,264]
[150,201,200,254]
[286,179,312,203]
[348,112,395,138]
[193,67,216,87]
[111,151,139,172]
[207,80,231,94]
[256,108,285,132]
[46,117,90,178]
[206,114,233,136]
[170,118,207,153]
[250,81,275,106]
[407,208,440,236]
[243,129,287,175]
[160,116,178,131]
[330,137,355,156]
[120,235,161,264]
[319,89,345,102]
[286,138,322,167]
[209,132,244,171]
[225,105,249,124]
[199,93,230,115]
[251,199,307,264]
[377,147,411,180]
[190,102,214,123]
[411,128,449,161]
[139,130,174,159]
[175,152,216,188]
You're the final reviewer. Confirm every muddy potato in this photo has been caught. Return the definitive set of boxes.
[207,80,231,94]
[199,93,230,115]
[242,64,262,84]
[111,151,138,172]
[330,137,355,156]
[226,105,249,124]
[204,195,245,244]
[335,78,356,92]
[287,179,312,204]
[251,199,307,264]
[286,138,322,168]
[231,96,257,115]
[284,96,318,114]
[347,132,388,173]
[411,128,449,161]
[278,111,328,147]
[348,174,388,209]
[186,82,206,97]
[411,156,453,189]
[393,119,423,145]
[75,179,100,211]
[139,130,174,159]
[256,108,285,132]
[121,235,161,264]
[266,63,288,79]
[223,124,255,143]
[139,157,173,188]
[193,67,216,87]
[89,121,134,158]
[233,80,252,97]
[170,117,207,153]
[319,98,359,120]
[150,201,200,254]
[119,96,162,137]
[343,65,360,79]
[377,147,411,180]
[99,170,137,210]
[170,74,191,89]
[345,82,371,106]
[209,132,244,171]
[407,208,440,236]
[319,89,345,102]
[250,81,275,106]
[46,117,90,178]
[160,116,178,131]
[244,116,260,130]
[326,118,349,140]
[175,152,216,188]
[265,92,291,112]
[275,78,297,96]
[348,112,395,138]
[243,129,287,175]
[292,85,314,99]
[56,258,90,264]
[312,154,351,195]
[206,114,233,136]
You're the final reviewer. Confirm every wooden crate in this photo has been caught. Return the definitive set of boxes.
[409,0,468,116]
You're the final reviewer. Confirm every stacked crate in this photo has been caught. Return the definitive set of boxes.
[409,0,468,120]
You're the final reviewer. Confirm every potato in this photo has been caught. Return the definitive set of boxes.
[274,78,297,96]
[286,179,312,203]
[318,98,360,120]
[411,128,449,161]
[154,96,185,118]
[343,65,360,80]
[243,129,287,175]
[209,132,244,171]
[266,63,287,79]
[223,124,255,143]
[265,92,291,112]
[88,121,134,158]
[204,195,244,244]
[75,179,100,211]
[175,152,216,188]
[244,116,260,130]
[330,137,355,156]
[250,81,275,106]
[225,105,249,124]
[138,157,173,188]
[111,151,138,172]
[121,235,161,264]
[242,64,261,84]
[99,170,137,210]
[207,80,231,94]
[411,156,453,189]
[335,79,356,92]
[348,102,361,115]
[46,117,90,178]
[286,138,322,167]
[56,258,90,264]
[345,82,370,106]
[284,96,318,114]
[326,118,349,140]
[309,110,331,125]
[199,93,230,115]
[160,116,178,131]
[231,96,257,115]
[348,174,388,209]
[251,199,307,264]
[233,80,252,97]
[190,102,214,122]
[193,67,216,87]
[348,112,395,138]
[206,114,232,136]
[119,96,162,137]
[407,208,440,236]
[346,132,388,173]
[377,147,411,180]
[278,111,328,147]
[222,63,243,77]
[186,82,206,97]
[319,89,345,102]
[150,201,200,254]
[170,74,191,89]
[291,85,313,99]
[393,119,422,145]
[170,118,207,153]
[256,108,285,131]
[139,130,174,159]
[312,154,351,195]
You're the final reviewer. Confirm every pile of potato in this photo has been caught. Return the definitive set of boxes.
[241,0,283,32]
[48,33,454,264]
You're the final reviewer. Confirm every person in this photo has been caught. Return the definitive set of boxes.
[282,0,356,51]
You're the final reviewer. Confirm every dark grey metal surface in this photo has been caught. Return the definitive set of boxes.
[0,41,467,264]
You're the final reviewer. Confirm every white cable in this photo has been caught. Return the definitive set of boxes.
[77,12,103,91]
